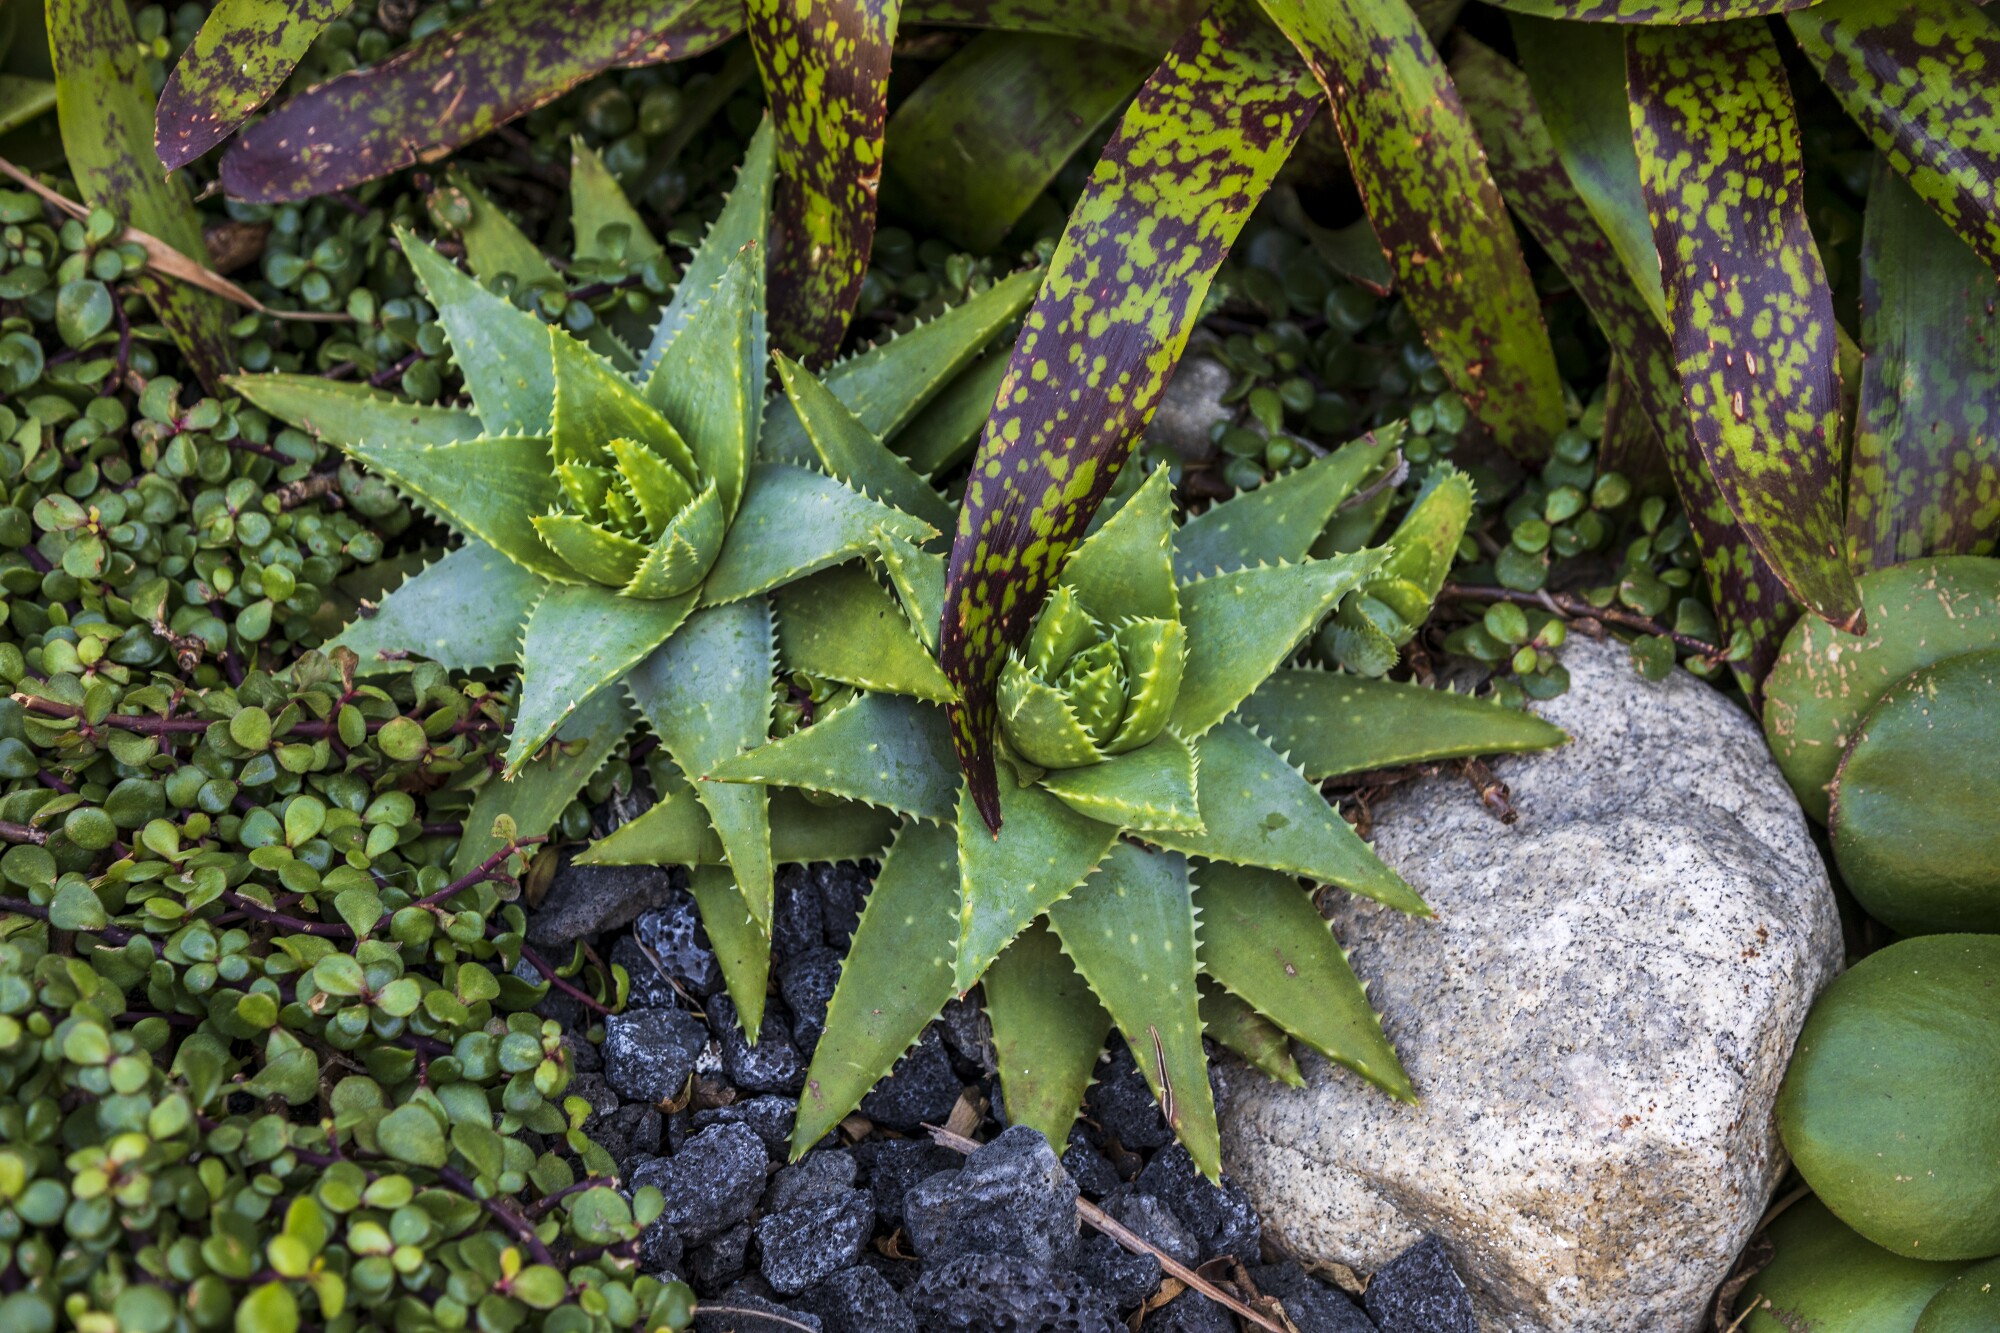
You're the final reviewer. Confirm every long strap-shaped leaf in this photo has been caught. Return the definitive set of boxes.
[1476,0,1810,16]
[1257,0,1566,460]
[1626,20,1864,634]
[156,0,351,171]
[747,0,902,362]
[1789,0,2000,281]
[940,0,1319,828]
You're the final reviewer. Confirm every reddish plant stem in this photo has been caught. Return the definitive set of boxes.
[0,894,161,955]
[518,941,614,1016]
[0,820,46,845]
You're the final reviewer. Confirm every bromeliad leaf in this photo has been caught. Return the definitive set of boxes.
[156,0,351,170]
[1478,0,1810,16]
[981,921,1114,1150]
[709,692,962,820]
[1237,670,1567,780]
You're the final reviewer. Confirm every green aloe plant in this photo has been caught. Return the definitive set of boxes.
[608,437,1564,1175]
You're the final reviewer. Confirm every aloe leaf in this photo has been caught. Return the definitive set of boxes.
[581,787,896,867]
[1174,429,1400,581]
[507,584,697,775]
[688,864,772,1039]
[760,266,1042,466]
[940,1,1319,830]
[571,139,663,265]
[154,0,346,169]
[710,693,961,821]
[893,345,1010,479]
[1057,467,1179,624]
[1479,0,1809,15]
[453,687,634,876]
[881,31,1156,252]
[227,374,484,449]
[1360,465,1471,633]
[1192,861,1411,1101]
[645,238,763,518]
[1199,978,1303,1088]
[701,463,936,606]
[955,779,1118,991]
[1170,549,1388,739]
[218,0,742,201]
[1147,721,1426,916]
[397,229,555,437]
[1845,165,2000,568]
[1258,0,1565,459]
[49,0,233,389]
[1790,0,2000,280]
[982,921,1114,1149]
[1627,20,1863,634]
[644,117,775,371]
[1038,731,1201,833]
[877,533,946,652]
[1047,845,1218,1177]
[776,355,957,533]
[775,566,954,703]
[794,820,961,1155]
[1238,670,1565,780]
[627,600,776,929]
[333,434,568,582]
[328,543,545,676]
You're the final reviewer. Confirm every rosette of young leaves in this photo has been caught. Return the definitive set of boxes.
[997,584,1183,770]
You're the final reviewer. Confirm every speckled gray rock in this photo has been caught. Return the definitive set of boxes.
[1220,637,1841,1332]
[527,859,682,948]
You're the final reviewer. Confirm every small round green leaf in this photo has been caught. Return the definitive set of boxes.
[376,1104,448,1169]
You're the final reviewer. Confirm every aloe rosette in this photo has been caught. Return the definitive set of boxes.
[636,438,1565,1175]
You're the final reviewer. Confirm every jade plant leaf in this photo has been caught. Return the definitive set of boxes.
[454,688,635,876]
[155,0,352,170]
[328,544,545,676]
[507,584,697,774]
[709,693,961,821]
[1193,861,1410,1100]
[941,0,1319,828]
[581,788,895,867]
[1627,19,1863,634]
[699,464,937,606]
[982,921,1115,1150]
[226,375,485,450]
[1199,980,1303,1087]
[1238,670,1566,780]
[688,865,772,1038]
[774,566,954,703]
[954,779,1118,991]
[1173,428,1399,580]
[777,355,957,533]
[1257,0,1566,460]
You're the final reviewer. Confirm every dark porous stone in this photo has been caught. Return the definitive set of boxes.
[690,1095,796,1157]
[904,1252,1122,1333]
[633,887,724,997]
[611,933,679,1009]
[566,1071,619,1119]
[1073,1233,1160,1311]
[687,1221,753,1296]
[798,1266,917,1333]
[630,1122,769,1244]
[603,1006,707,1105]
[1363,1235,1478,1333]
[1146,1290,1237,1333]
[816,862,872,949]
[563,1031,601,1073]
[858,1248,923,1292]
[853,1138,960,1228]
[765,1150,857,1211]
[756,1186,875,1295]
[938,995,995,1075]
[772,864,827,961]
[710,995,806,1095]
[692,1284,819,1332]
[1085,1045,1173,1151]
[777,946,843,1058]
[1136,1145,1260,1263]
[858,1027,962,1131]
[903,1124,1079,1270]
[588,1103,662,1172]
[1060,1130,1119,1201]
[528,858,682,948]
[1247,1262,1375,1333]
[1107,1191,1197,1267]
[638,1214,684,1277]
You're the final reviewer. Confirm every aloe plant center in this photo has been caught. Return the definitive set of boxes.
[999,584,1184,769]
[540,422,725,598]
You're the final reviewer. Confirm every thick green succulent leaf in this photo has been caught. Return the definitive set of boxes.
[982,921,1114,1150]
[154,0,347,170]
[747,0,902,361]
[1047,845,1218,1177]
[1627,20,1864,634]
[627,600,776,929]
[1790,0,2000,281]
[1359,465,1472,635]
[775,566,954,702]
[794,820,960,1155]
[624,483,727,598]
[218,0,742,201]
[571,138,662,263]
[700,464,937,606]
[1173,428,1399,581]
[1480,0,1810,16]
[955,779,1118,991]
[551,324,695,478]
[645,117,775,370]
[328,543,545,676]
[1057,466,1179,625]
[688,864,772,1039]
[893,345,1011,479]
[776,355,957,533]
[760,266,1043,466]
[940,1,1319,831]
[1170,549,1388,739]
[50,0,233,389]
[1148,721,1426,915]
[227,375,485,450]
[453,687,634,876]
[506,583,697,775]
[1237,670,1566,780]
[1257,0,1565,460]
[580,787,896,867]
[452,174,635,370]
[398,229,556,438]
[645,243,762,518]
[881,31,1156,253]
[997,670,1102,769]
[1846,166,2000,568]
[336,434,569,582]
[531,513,648,586]
[878,533,946,652]
[1199,979,1303,1088]
[710,693,961,821]
[1192,861,1411,1101]
[1038,730,1201,832]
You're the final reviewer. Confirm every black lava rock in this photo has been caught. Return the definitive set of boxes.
[1060,1130,1119,1201]
[756,1187,876,1295]
[1073,1233,1160,1310]
[634,889,724,997]
[691,1284,818,1332]
[857,1248,923,1292]
[1085,1045,1174,1151]
[710,995,806,1095]
[1146,1290,1236,1333]
[772,864,827,961]
[630,1122,769,1244]
[798,1266,917,1333]
[527,858,682,948]
[1364,1235,1478,1333]
[1248,1262,1375,1333]
[610,933,679,1009]
[602,1006,707,1104]
[688,1095,797,1157]
[904,1252,1122,1333]
[566,1071,619,1119]
[937,995,995,1074]
[765,1150,857,1211]
[1135,1146,1260,1263]
[853,1138,960,1228]
[588,1103,662,1172]
[815,862,871,949]
[638,1214,684,1277]
[903,1125,1080,1270]
[858,1027,962,1131]
[1106,1191,1197,1267]
[686,1221,753,1295]
[777,946,843,1058]
[563,1031,601,1073]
